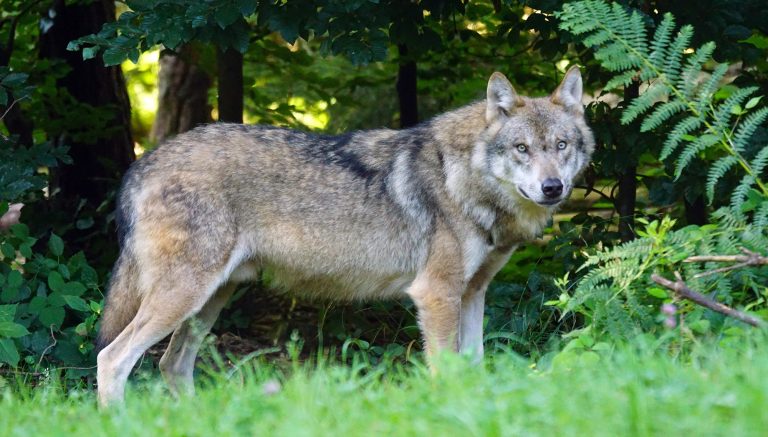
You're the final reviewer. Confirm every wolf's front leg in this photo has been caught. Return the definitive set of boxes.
[458,247,519,363]
[459,287,485,361]
[406,274,463,366]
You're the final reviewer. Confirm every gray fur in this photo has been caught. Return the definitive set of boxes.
[96,67,594,406]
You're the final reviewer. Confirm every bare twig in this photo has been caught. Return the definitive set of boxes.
[685,247,768,279]
[35,325,58,370]
[0,95,27,122]
[651,272,766,328]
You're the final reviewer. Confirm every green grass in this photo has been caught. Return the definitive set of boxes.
[1,337,767,436]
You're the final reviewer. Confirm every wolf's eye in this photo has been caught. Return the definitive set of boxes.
[557,141,567,150]
[515,144,528,153]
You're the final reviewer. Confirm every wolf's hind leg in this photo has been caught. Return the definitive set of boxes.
[96,273,225,407]
[159,282,237,395]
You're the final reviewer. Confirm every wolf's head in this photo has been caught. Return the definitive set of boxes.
[477,67,594,209]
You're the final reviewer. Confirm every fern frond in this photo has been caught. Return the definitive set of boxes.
[663,25,693,83]
[731,174,756,214]
[624,10,648,57]
[647,13,676,72]
[712,86,759,132]
[751,145,768,176]
[583,30,614,47]
[640,100,687,132]
[678,42,716,99]
[605,70,639,90]
[674,134,720,178]
[660,115,704,159]
[695,63,729,112]
[595,42,643,71]
[755,200,768,228]
[732,107,768,154]
[705,155,739,202]
[621,83,668,124]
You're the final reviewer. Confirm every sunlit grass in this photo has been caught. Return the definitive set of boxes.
[1,337,766,436]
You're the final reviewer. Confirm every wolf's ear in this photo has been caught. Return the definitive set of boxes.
[486,72,522,124]
[551,66,583,112]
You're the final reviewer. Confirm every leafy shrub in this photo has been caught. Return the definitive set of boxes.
[0,226,101,372]
[552,216,768,338]
[552,0,768,341]
[1,72,102,378]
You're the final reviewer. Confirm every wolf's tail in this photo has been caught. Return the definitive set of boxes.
[95,252,141,352]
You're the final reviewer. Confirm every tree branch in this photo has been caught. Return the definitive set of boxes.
[684,247,768,279]
[651,272,766,328]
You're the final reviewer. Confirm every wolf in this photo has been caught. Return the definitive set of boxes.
[96,66,594,405]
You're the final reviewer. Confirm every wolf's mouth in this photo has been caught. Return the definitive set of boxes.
[518,186,562,206]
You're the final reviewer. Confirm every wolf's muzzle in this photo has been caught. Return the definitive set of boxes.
[541,178,563,199]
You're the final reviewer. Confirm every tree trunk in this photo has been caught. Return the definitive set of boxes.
[216,47,243,123]
[684,196,708,226]
[38,0,134,206]
[396,44,418,128]
[617,80,640,242]
[151,45,212,143]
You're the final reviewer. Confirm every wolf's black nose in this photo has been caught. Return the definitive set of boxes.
[541,178,563,198]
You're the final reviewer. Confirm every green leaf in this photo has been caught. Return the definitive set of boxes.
[89,300,102,314]
[48,272,65,293]
[6,270,21,289]
[0,304,16,322]
[82,46,99,60]
[47,291,66,307]
[62,281,86,296]
[18,243,32,259]
[58,264,71,280]
[48,233,64,257]
[0,321,29,338]
[102,47,130,66]
[75,323,88,336]
[238,0,256,15]
[75,217,94,230]
[11,223,29,238]
[28,296,46,314]
[80,266,98,288]
[62,295,89,312]
[740,33,768,49]
[0,338,20,367]
[215,6,240,28]
[39,306,65,329]
[647,287,668,298]
[0,243,15,259]
[745,96,763,110]
[1,72,28,88]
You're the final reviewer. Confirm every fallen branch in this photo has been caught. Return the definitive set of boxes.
[651,272,766,328]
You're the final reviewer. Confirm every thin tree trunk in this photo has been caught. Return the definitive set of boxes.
[216,47,243,123]
[396,44,418,128]
[39,0,134,205]
[684,196,708,226]
[151,45,212,143]
[617,80,639,242]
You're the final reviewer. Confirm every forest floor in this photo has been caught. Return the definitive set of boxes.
[1,335,766,436]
